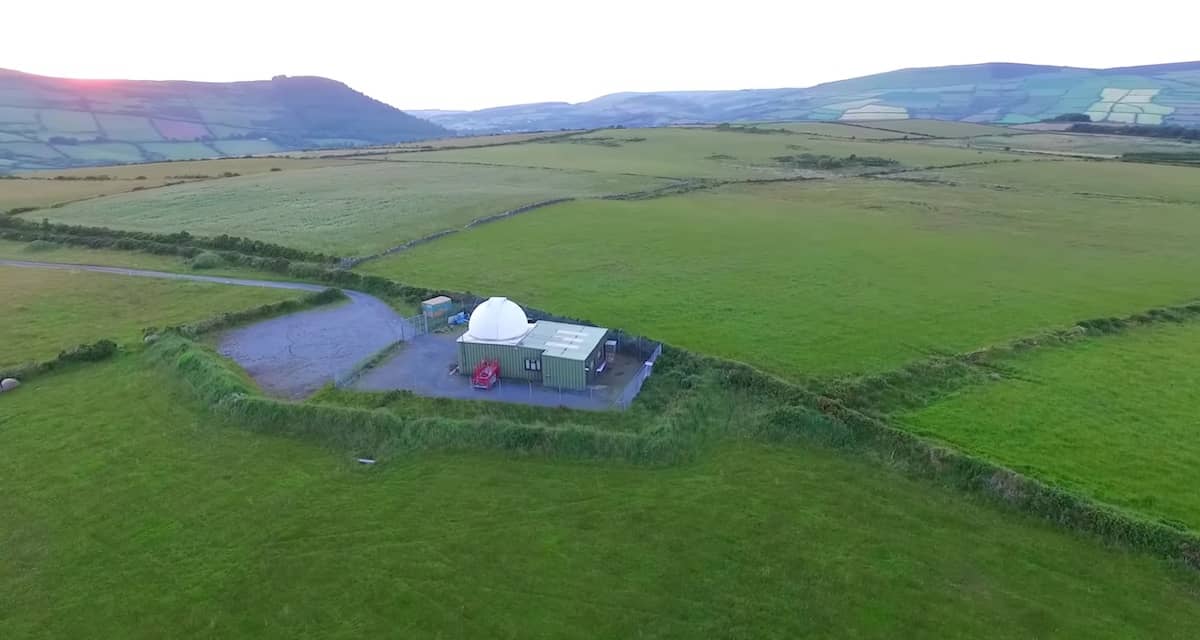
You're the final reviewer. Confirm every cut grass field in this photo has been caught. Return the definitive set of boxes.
[380,127,1012,180]
[756,121,913,139]
[854,119,1013,137]
[2,356,1199,638]
[0,238,290,281]
[33,161,669,255]
[933,132,1199,157]
[17,156,358,181]
[0,265,297,366]
[920,158,1200,203]
[900,320,1200,532]
[363,176,1200,379]
[3,157,363,211]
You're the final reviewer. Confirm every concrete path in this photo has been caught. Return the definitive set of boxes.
[0,259,412,399]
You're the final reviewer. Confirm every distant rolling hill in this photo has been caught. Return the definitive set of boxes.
[421,61,1200,133]
[0,69,446,171]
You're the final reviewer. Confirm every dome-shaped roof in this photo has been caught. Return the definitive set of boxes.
[467,297,530,342]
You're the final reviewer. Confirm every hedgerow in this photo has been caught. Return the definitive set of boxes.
[145,287,345,339]
[147,334,688,465]
[0,339,118,383]
[0,216,337,263]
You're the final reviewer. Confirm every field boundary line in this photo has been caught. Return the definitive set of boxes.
[813,297,1200,417]
[9,250,1200,568]
[342,197,577,267]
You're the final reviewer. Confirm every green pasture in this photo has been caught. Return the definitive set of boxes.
[937,132,1198,157]
[855,119,1012,137]
[54,142,146,163]
[212,139,284,156]
[36,162,669,255]
[19,156,357,181]
[0,141,63,160]
[383,127,1011,179]
[758,121,911,139]
[923,159,1200,203]
[363,177,1200,379]
[94,113,164,141]
[38,108,99,134]
[0,239,288,282]
[0,266,296,366]
[141,141,220,161]
[0,177,173,211]
[2,357,1198,638]
[901,320,1200,532]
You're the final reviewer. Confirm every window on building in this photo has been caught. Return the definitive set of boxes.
[524,358,541,371]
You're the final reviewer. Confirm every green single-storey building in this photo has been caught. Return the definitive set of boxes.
[457,297,610,391]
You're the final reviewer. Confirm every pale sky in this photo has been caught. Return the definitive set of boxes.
[4,0,1198,111]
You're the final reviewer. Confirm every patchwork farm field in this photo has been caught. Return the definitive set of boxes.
[854,119,1013,137]
[0,266,296,366]
[915,158,1200,203]
[6,121,1200,636]
[935,132,1200,157]
[2,157,362,211]
[33,162,669,255]
[363,175,1200,378]
[381,127,1011,179]
[3,357,1200,638]
[901,320,1200,531]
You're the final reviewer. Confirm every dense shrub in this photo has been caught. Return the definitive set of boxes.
[190,251,222,270]
[773,153,899,169]
[26,239,57,252]
[0,339,119,382]
[1069,122,1200,140]
[1044,113,1092,123]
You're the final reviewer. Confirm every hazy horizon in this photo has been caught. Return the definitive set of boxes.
[6,0,1199,111]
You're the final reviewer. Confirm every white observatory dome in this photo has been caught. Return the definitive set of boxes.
[467,297,531,342]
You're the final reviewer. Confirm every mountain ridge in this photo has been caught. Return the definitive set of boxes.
[419,61,1200,132]
[0,68,445,171]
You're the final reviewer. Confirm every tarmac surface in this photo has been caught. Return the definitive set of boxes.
[0,259,411,399]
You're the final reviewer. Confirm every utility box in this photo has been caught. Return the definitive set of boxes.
[421,295,454,319]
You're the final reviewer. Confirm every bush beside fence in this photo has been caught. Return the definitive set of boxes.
[1,339,118,383]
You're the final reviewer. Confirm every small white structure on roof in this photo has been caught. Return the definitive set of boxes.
[465,297,533,343]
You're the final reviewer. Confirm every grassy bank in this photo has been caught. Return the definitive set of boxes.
[3,356,1200,638]
[901,320,1200,531]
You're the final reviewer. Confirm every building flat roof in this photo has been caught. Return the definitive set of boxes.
[519,321,608,361]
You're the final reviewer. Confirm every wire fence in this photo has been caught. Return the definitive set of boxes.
[616,342,663,410]
[331,313,429,389]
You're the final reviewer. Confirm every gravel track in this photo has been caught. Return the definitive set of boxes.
[0,259,411,398]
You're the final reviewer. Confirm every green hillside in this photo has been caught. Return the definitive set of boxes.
[0,69,446,171]
[423,61,1200,132]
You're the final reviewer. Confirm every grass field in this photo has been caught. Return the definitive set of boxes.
[2,157,365,211]
[381,127,1011,179]
[35,162,669,255]
[0,239,292,282]
[0,177,173,211]
[363,177,1200,379]
[18,156,359,181]
[919,158,1200,203]
[757,121,912,139]
[141,141,220,161]
[855,119,1013,137]
[0,266,297,366]
[54,142,147,163]
[901,320,1200,531]
[933,132,1199,157]
[2,357,1199,638]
